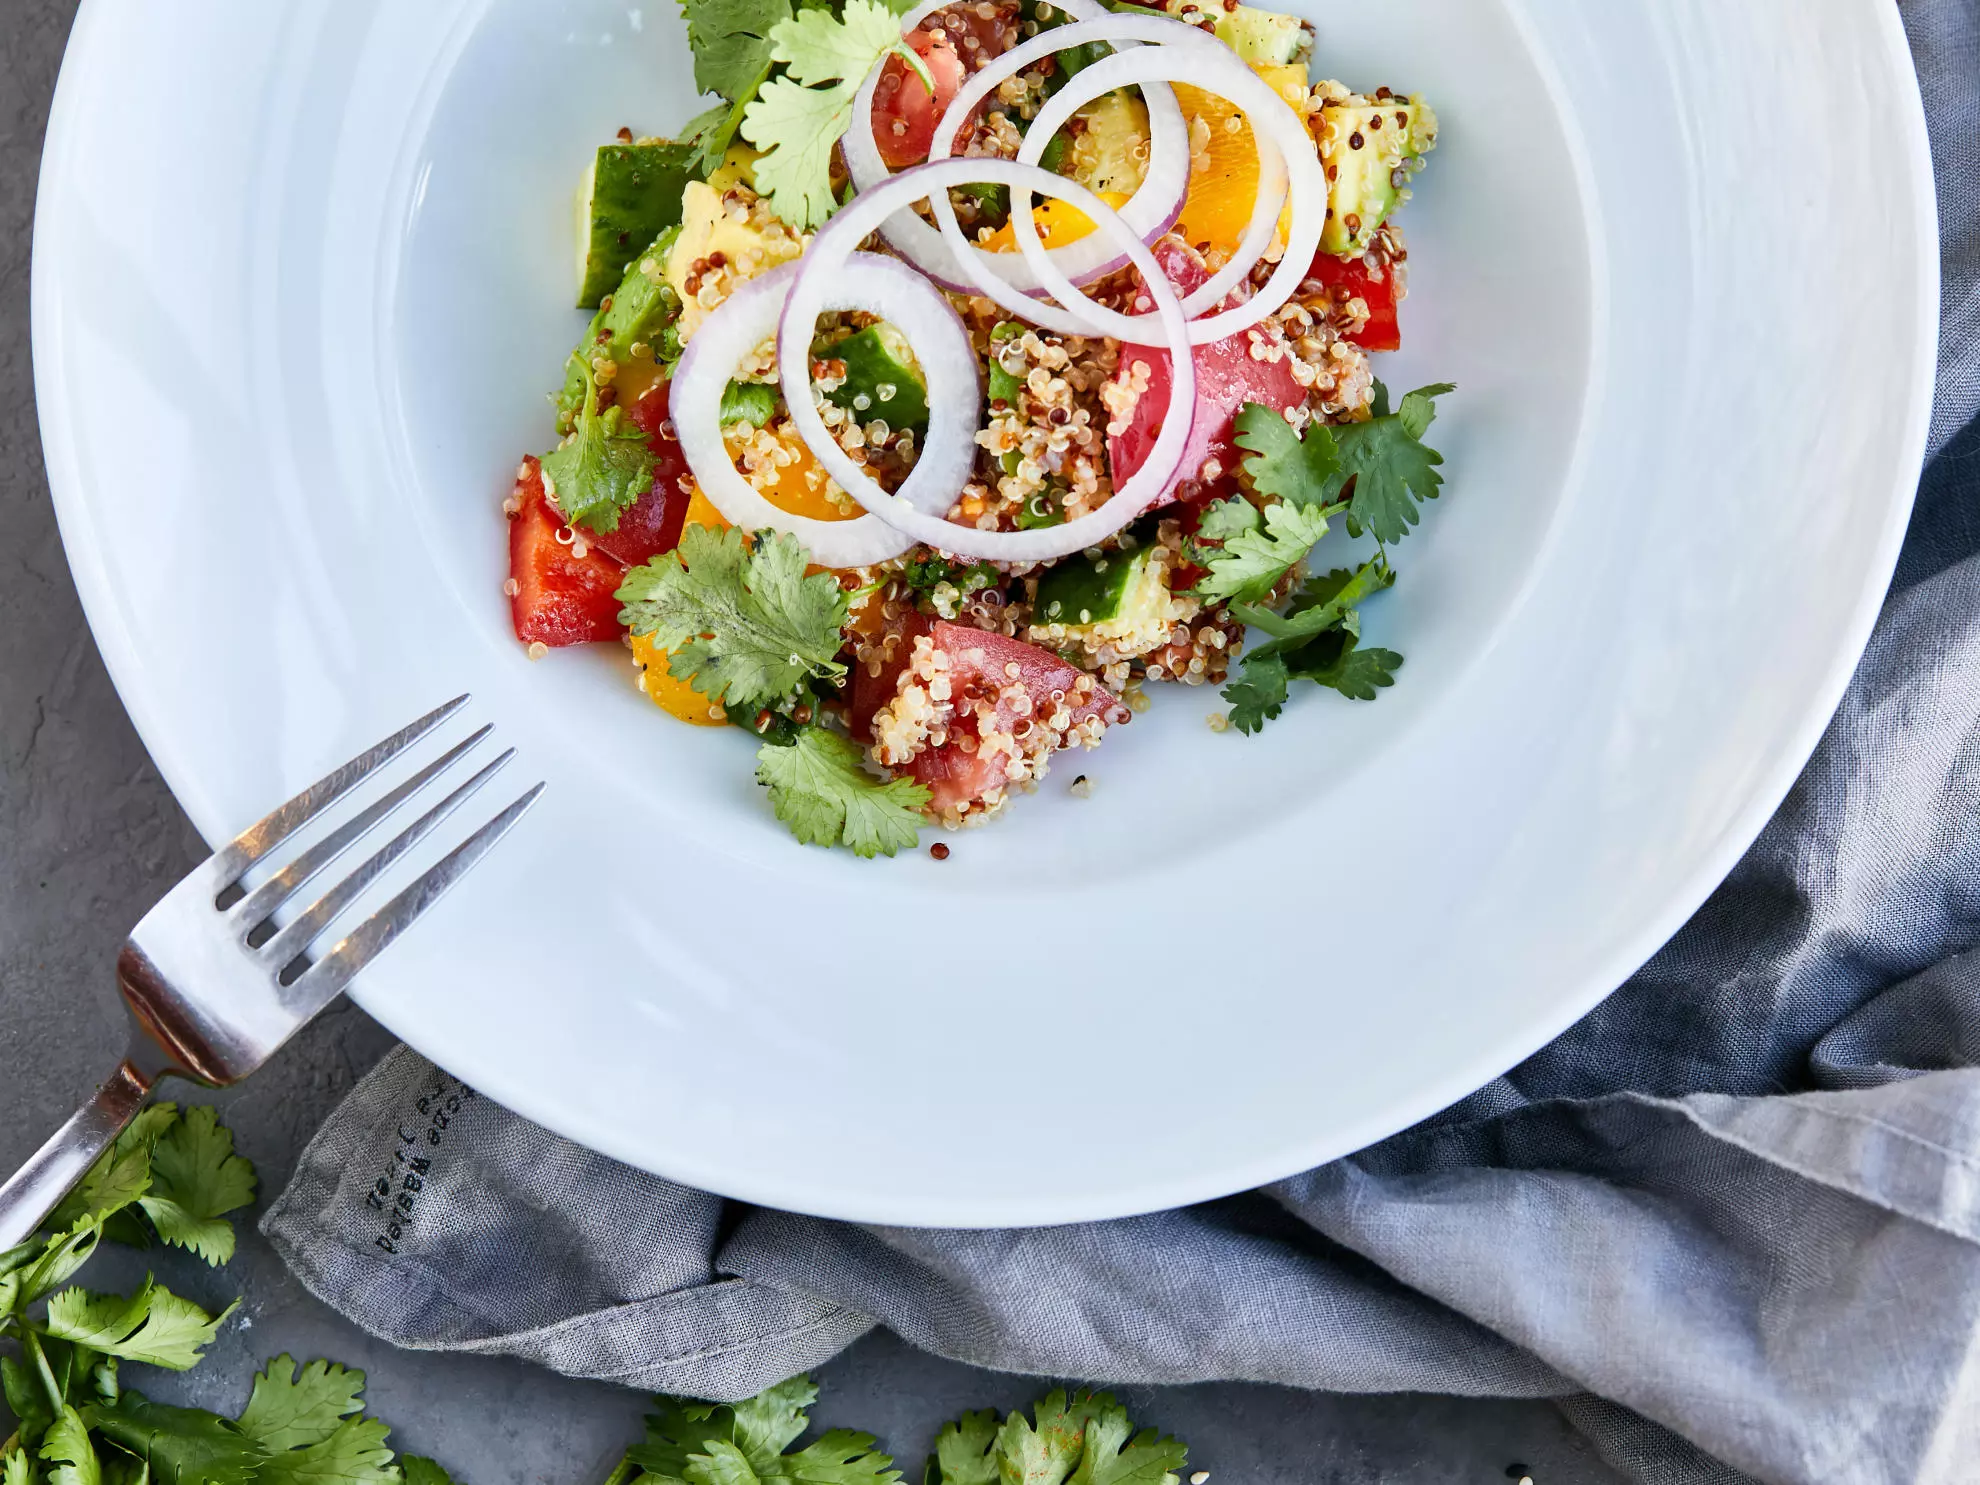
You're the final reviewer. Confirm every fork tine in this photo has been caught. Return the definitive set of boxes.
[259,749,517,971]
[230,725,493,933]
[284,784,546,1004]
[211,695,471,881]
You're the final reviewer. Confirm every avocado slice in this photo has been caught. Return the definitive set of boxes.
[576,143,697,308]
[1318,95,1437,256]
[825,324,929,437]
[1034,545,1159,629]
[1150,0,1308,65]
[557,225,684,429]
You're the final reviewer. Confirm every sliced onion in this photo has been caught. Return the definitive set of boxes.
[670,258,976,569]
[845,1,1194,295]
[778,159,1196,564]
[1007,44,1323,345]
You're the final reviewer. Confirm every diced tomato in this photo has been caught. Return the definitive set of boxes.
[1106,241,1306,504]
[1306,251,1402,352]
[507,456,627,647]
[596,382,695,567]
[850,615,1128,814]
[869,2,1020,169]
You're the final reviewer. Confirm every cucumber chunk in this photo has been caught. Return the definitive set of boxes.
[577,142,697,308]
[824,325,929,437]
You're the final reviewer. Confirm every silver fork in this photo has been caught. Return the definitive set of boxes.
[0,696,542,1250]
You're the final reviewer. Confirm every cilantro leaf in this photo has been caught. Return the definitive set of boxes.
[82,1394,265,1485]
[1191,499,1335,606]
[253,1416,395,1485]
[139,1107,255,1268]
[756,729,929,858]
[617,525,851,710]
[1335,383,1452,545]
[1285,631,1401,701]
[2,1445,32,1485]
[541,371,656,537]
[1232,402,1339,509]
[1219,653,1289,736]
[679,96,755,179]
[772,0,906,85]
[1230,556,1394,661]
[39,1408,100,1485]
[729,1376,818,1468]
[42,1280,234,1371]
[740,79,859,231]
[398,1460,453,1485]
[741,0,917,229]
[1064,1401,1185,1485]
[768,1430,900,1485]
[3,1353,52,1438]
[44,1105,177,1235]
[237,1358,365,1453]
[925,1412,998,1485]
[16,1225,109,1310]
[628,1396,729,1478]
[681,0,793,101]
[995,1393,1112,1485]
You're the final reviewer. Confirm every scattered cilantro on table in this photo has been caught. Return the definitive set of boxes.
[616,524,852,711]
[604,1380,1191,1485]
[542,369,658,536]
[740,0,931,230]
[1200,386,1452,734]
[3,1107,1211,1485]
[0,1104,450,1485]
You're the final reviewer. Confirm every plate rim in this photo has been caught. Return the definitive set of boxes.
[30,0,1942,1226]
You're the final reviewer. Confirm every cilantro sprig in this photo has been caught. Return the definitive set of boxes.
[606,1381,1190,1485]
[757,728,929,858]
[617,524,852,712]
[0,1103,452,1485]
[1203,386,1452,734]
[542,369,658,536]
[740,0,928,230]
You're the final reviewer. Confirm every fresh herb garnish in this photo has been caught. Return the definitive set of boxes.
[898,557,999,602]
[606,1380,1191,1485]
[719,380,783,429]
[542,369,658,536]
[616,524,852,711]
[757,727,929,859]
[680,0,793,104]
[1208,387,1452,733]
[0,1103,434,1485]
[741,0,928,230]
[1190,496,1338,606]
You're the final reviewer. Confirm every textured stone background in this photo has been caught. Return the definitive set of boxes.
[0,3,1619,1480]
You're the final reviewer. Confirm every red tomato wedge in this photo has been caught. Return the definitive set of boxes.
[850,615,1128,814]
[598,382,694,568]
[1306,251,1403,352]
[869,2,1020,170]
[508,456,627,647]
[1106,241,1305,505]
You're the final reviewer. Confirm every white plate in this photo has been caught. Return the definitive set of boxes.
[34,0,1935,1225]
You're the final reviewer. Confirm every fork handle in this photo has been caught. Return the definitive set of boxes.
[0,1060,155,1251]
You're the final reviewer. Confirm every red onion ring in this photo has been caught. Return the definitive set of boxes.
[669,257,976,569]
[843,0,1194,295]
[1007,42,1323,344]
[777,159,1196,564]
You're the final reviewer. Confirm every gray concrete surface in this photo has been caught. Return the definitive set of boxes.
[0,4,1621,1481]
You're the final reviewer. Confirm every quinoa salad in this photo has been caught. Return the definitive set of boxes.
[506,0,1452,858]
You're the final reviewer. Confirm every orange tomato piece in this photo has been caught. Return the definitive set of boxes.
[629,630,728,727]
[980,191,1133,252]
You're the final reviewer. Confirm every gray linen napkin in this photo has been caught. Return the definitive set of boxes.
[263,5,1980,1481]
